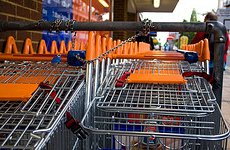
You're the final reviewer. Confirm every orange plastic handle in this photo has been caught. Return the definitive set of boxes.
[107,37,113,59]
[202,38,210,61]
[138,42,143,53]
[116,39,122,55]
[4,36,18,54]
[67,41,72,51]
[59,40,68,54]
[102,37,107,54]
[134,41,138,54]
[129,42,134,55]
[86,31,96,61]
[194,42,202,60]
[50,41,59,54]
[124,42,131,55]
[0,54,67,62]
[38,39,50,54]
[197,40,204,61]
[113,40,117,54]
[95,34,102,57]
[123,43,128,55]
[80,42,85,50]
[23,38,35,54]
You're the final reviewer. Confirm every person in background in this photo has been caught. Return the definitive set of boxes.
[135,31,157,50]
[191,12,229,75]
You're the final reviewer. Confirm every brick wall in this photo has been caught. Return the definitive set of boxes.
[113,0,137,40]
[0,0,42,53]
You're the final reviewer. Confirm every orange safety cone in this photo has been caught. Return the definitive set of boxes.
[23,38,35,54]
[4,36,19,54]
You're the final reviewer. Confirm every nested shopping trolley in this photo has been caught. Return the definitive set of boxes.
[0,59,86,150]
[0,19,229,150]
[81,32,230,150]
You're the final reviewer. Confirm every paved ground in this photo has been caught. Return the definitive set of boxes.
[221,55,230,149]
[222,69,230,126]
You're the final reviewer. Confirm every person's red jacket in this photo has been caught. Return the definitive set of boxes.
[191,32,229,63]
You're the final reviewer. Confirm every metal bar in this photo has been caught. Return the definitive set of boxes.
[100,59,106,84]
[0,20,225,107]
[85,62,93,110]
[0,21,207,32]
[94,60,100,96]
[210,21,227,108]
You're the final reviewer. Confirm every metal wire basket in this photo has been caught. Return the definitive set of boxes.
[0,61,85,150]
[96,60,215,116]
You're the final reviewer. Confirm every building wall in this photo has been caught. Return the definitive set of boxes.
[0,0,42,53]
[113,0,137,40]
[0,0,137,52]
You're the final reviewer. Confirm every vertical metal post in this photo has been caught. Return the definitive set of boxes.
[205,60,210,74]
[109,0,114,37]
[84,62,93,150]
[100,59,106,84]
[94,60,100,96]
[88,0,92,22]
[210,21,227,108]
[106,58,112,75]
[85,62,93,110]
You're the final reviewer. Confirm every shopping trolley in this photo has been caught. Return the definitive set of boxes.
[82,100,228,149]
[95,60,216,116]
[81,61,229,149]
[0,19,229,150]
[81,33,230,150]
[0,60,86,150]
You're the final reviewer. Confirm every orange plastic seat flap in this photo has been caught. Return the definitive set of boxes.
[0,83,39,102]
[127,69,186,84]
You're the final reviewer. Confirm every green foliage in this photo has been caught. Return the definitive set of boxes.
[190,8,197,22]
[180,8,198,44]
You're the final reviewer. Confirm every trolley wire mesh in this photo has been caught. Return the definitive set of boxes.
[96,60,215,115]
[82,99,229,149]
[0,61,85,150]
[81,59,229,150]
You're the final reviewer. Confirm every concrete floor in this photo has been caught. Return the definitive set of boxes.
[221,68,230,149]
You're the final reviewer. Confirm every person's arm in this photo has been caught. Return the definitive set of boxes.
[225,33,229,52]
[224,33,229,63]
[191,32,205,44]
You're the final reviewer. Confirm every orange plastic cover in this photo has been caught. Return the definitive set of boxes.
[0,83,39,102]
[136,69,180,75]
[127,74,186,84]
[0,75,58,84]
